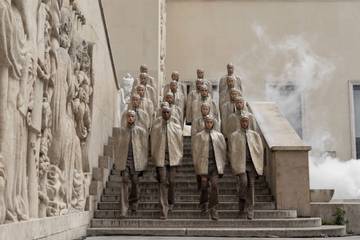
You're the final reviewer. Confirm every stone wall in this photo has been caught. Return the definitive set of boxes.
[0,0,118,236]
[165,0,360,160]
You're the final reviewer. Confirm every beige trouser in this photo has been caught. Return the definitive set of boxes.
[120,171,140,216]
[237,166,256,215]
[157,166,177,218]
[199,174,219,210]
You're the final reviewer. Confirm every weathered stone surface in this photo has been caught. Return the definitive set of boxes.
[0,0,117,234]
[0,211,90,240]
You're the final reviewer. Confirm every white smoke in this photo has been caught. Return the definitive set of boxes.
[310,156,360,199]
[243,23,359,200]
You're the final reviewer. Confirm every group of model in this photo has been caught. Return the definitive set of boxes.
[115,64,264,220]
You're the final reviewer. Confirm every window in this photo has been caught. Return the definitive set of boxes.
[352,84,360,158]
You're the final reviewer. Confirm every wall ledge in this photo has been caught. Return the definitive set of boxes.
[0,211,90,240]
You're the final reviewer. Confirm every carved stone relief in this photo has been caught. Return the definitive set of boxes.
[0,0,95,223]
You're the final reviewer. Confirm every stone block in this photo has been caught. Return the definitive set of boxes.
[311,202,360,234]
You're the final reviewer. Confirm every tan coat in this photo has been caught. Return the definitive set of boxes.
[156,105,182,123]
[121,108,150,130]
[132,75,155,90]
[219,75,243,96]
[114,125,148,172]
[129,98,154,126]
[225,110,256,137]
[221,103,250,136]
[190,97,218,124]
[186,90,199,122]
[163,82,187,99]
[172,91,186,117]
[151,118,183,167]
[192,129,227,175]
[228,129,264,175]
[132,84,157,107]
[191,116,220,136]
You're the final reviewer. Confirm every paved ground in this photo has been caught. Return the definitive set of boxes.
[86,236,360,240]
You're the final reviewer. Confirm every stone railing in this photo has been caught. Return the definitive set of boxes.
[249,102,311,217]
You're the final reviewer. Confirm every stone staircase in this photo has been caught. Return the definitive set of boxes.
[87,135,346,237]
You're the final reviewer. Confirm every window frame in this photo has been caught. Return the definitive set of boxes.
[348,80,360,159]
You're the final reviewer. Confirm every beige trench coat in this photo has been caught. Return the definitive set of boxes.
[114,125,148,172]
[191,116,220,136]
[128,98,154,126]
[228,129,264,175]
[225,110,256,137]
[188,97,218,124]
[186,90,199,122]
[132,75,155,90]
[192,129,226,175]
[163,82,187,99]
[219,74,243,96]
[151,118,183,167]
[121,108,150,130]
[132,84,157,107]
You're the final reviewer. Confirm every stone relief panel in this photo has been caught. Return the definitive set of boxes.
[0,0,95,223]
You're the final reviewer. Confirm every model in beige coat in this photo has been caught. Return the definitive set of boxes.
[114,110,148,217]
[151,107,183,219]
[228,115,264,219]
[192,115,226,220]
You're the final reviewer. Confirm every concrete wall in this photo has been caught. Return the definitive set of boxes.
[311,202,360,234]
[166,0,360,160]
[0,212,90,240]
[102,0,161,90]
[78,0,119,172]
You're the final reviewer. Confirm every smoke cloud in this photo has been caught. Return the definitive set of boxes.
[245,23,358,200]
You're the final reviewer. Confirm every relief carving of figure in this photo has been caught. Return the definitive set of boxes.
[0,0,34,222]
[0,156,5,224]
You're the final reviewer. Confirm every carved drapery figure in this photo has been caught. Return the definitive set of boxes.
[0,0,94,224]
[0,156,5,224]
[0,0,32,222]
[46,164,66,216]
[38,96,52,217]
[118,73,134,115]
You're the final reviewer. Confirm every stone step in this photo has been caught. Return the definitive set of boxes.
[108,175,267,186]
[111,168,235,175]
[101,194,273,203]
[87,225,346,237]
[94,209,297,219]
[103,187,270,195]
[97,201,275,211]
[105,181,268,190]
[91,218,322,229]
